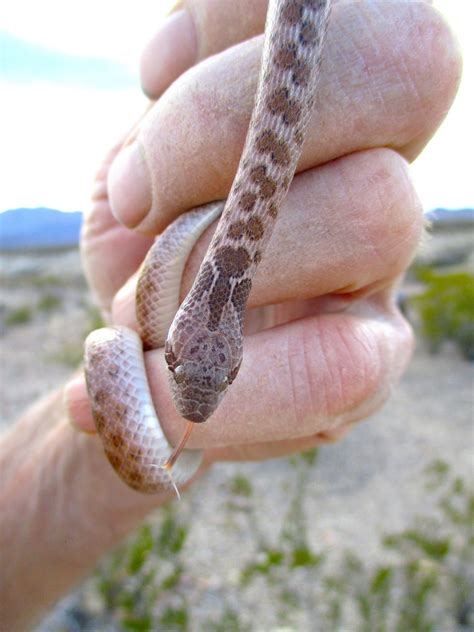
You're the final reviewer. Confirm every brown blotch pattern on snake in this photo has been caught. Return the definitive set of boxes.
[110,432,125,449]
[266,88,302,126]
[255,130,290,166]
[249,165,277,199]
[228,221,246,240]
[274,44,299,71]
[282,2,302,25]
[94,389,107,405]
[245,216,265,241]
[292,61,310,87]
[214,246,251,278]
[239,191,257,213]
[300,20,318,46]
[92,410,106,432]
[128,470,145,487]
[231,279,253,320]
[208,276,232,331]
[268,202,279,218]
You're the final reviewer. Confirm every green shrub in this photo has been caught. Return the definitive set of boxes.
[206,608,248,632]
[38,294,62,312]
[94,507,190,630]
[228,474,253,497]
[92,457,473,631]
[410,268,474,360]
[83,306,105,334]
[51,306,105,367]
[5,305,33,326]
[30,273,63,287]
[51,343,84,367]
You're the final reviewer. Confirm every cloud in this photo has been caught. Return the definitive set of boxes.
[0,81,146,212]
[0,1,172,211]
[0,31,136,90]
[0,0,171,66]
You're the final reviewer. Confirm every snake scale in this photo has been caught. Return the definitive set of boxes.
[85,0,332,493]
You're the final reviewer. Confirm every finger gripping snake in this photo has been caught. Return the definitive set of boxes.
[85,0,332,493]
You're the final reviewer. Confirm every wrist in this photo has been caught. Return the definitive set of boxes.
[0,385,173,630]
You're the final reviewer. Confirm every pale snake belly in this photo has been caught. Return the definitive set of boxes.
[84,0,332,493]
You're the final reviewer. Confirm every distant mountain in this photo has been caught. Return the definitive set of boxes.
[0,206,472,252]
[426,208,474,227]
[0,208,82,250]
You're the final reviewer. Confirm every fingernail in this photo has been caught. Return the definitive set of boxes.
[64,376,97,434]
[108,141,152,228]
[141,10,197,98]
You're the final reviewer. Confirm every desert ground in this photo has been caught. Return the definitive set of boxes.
[1,230,472,631]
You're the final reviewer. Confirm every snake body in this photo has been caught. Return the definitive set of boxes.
[85,0,331,493]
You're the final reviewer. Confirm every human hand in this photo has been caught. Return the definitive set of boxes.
[69,0,461,465]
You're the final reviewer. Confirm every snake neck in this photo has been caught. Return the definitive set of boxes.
[166,0,332,422]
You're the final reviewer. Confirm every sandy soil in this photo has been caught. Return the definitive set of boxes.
[1,247,472,631]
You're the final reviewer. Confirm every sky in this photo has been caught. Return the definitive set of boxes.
[0,0,472,214]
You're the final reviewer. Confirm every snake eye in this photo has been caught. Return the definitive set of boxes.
[174,365,186,384]
[218,376,229,393]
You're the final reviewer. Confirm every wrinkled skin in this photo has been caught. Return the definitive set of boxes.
[71,0,462,460]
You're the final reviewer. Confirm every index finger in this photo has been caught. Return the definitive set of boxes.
[110,1,460,234]
[141,0,269,97]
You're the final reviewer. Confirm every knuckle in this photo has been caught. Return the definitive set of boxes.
[359,148,424,273]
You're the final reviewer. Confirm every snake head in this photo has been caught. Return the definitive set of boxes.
[165,330,240,423]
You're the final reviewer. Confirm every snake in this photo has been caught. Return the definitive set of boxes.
[84,0,332,494]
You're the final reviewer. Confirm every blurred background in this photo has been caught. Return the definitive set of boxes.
[1,1,473,630]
